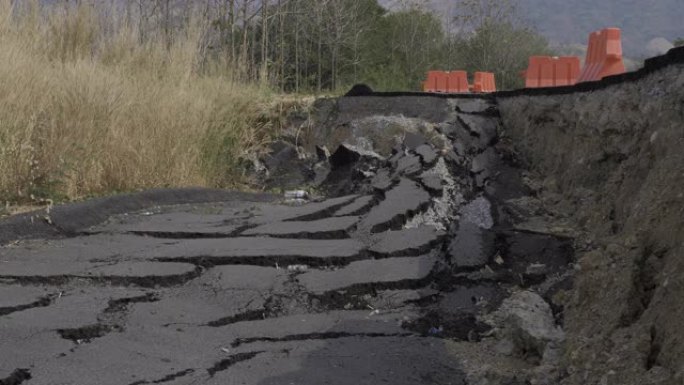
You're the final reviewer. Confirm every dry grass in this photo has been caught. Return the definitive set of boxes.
[0,1,277,204]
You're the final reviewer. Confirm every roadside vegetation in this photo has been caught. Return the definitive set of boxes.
[0,1,279,206]
[211,0,551,92]
[0,0,549,208]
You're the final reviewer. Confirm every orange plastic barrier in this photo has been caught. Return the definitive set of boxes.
[554,57,581,86]
[422,71,496,93]
[472,72,496,92]
[423,71,448,92]
[523,56,581,88]
[577,27,626,83]
[447,71,470,93]
[423,71,470,93]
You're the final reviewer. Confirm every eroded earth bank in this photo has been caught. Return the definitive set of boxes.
[497,47,684,385]
[1,47,682,385]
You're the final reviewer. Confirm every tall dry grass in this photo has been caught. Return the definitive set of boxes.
[0,1,276,204]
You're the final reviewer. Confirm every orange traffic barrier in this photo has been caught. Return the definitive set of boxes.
[447,71,470,93]
[523,56,580,88]
[422,70,496,93]
[423,71,470,93]
[554,57,581,86]
[577,27,626,83]
[472,72,496,92]
[423,71,449,92]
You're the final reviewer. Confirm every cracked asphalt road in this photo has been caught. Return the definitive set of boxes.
[0,95,575,385]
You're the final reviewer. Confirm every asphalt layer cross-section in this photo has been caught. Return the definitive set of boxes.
[0,95,575,385]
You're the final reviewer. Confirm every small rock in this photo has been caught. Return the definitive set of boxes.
[284,190,309,200]
[525,263,547,276]
[460,197,494,229]
[420,174,444,194]
[453,142,466,157]
[287,264,309,273]
[444,149,462,165]
[312,162,331,186]
[371,169,394,191]
[485,291,565,361]
[471,148,496,175]
[414,144,438,165]
[449,222,494,268]
[395,155,422,176]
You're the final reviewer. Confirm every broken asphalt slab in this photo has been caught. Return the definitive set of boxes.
[0,188,279,245]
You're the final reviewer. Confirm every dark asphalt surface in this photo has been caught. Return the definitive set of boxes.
[0,96,574,385]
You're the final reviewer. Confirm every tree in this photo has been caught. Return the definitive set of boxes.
[449,0,553,89]
[450,22,551,89]
[359,8,444,91]
[45,0,551,92]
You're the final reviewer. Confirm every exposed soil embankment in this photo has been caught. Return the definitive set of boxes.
[497,47,684,384]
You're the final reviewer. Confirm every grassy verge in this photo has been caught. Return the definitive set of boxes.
[0,1,280,207]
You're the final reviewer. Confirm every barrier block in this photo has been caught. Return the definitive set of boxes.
[423,71,449,93]
[523,56,580,88]
[473,72,496,92]
[577,27,626,83]
[538,58,555,87]
[487,73,496,92]
[447,71,470,93]
[555,57,581,86]
[524,57,543,88]
[422,71,470,93]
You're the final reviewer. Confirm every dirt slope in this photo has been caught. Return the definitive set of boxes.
[498,49,684,384]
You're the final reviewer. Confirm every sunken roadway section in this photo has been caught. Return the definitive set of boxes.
[1,94,575,385]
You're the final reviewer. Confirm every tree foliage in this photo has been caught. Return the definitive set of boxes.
[450,0,553,89]
[52,0,552,92]
[360,8,446,90]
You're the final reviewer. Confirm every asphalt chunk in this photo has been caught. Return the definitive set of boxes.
[448,222,494,268]
[84,262,198,278]
[394,154,423,176]
[369,226,444,257]
[88,213,239,237]
[419,174,444,194]
[414,144,438,165]
[246,195,358,224]
[371,169,394,191]
[297,255,437,293]
[359,178,431,233]
[149,237,366,266]
[241,216,359,239]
